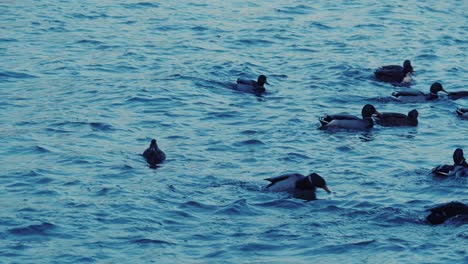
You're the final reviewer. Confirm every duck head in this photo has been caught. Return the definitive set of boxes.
[403,60,413,74]
[408,109,419,120]
[307,173,331,193]
[257,75,269,86]
[429,82,448,95]
[150,139,158,150]
[453,148,466,166]
[362,104,381,119]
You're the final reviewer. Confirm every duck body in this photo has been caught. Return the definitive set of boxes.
[374,60,413,84]
[142,139,166,167]
[264,173,331,197]
[426,201,468,225]
[319,104,380,130]
[448,91,468,100]
[392,82,447,103]
[432,148,468,177]
[456,107,468,118]
[236,75,268,94]
[375,109,418,127]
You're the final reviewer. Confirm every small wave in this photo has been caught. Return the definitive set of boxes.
[34,145,52,153]
[132,238,174,245]
[89,122,114,131]
[70,13,109,20]
[191,26,209,32]
[0,38,18,42]
[75,39,103,45]
[234,139,264,146]
[0,70,37,79]
[275,5,313,15]
[123,2,160,9]
[9,222,56,236]
[254,199,304,209]
[215,199,260,216]
[237,39,275,46]
[310,21,332,30]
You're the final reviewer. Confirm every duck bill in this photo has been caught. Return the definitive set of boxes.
[265,81,270,85]
[441,89,448,94]
[322,186,331,194]
[373,111,381,117]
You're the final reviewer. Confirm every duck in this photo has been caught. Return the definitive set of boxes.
[374,60,413,84]
[456,107,468,118]
[319,104,381,130]
[265,173,331,200]
[448,91,468,100]
[426,201,468,225]
[391,82,447,103]
[432,148,468,177]
[142,139,166,167]
[374,109,418,127]
[236,75,269,94]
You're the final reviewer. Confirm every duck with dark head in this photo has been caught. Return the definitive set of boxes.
[432,148,467,177]
[142,139,166,167]
[319,104,381,130]
[392,82,448,103]
[265,172,331,200]
[236,74,269,95]
[374,60,414,84]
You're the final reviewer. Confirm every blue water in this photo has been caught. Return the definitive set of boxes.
[1,0,467,263]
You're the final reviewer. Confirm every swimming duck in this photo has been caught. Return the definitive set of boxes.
[391,82,447,103]
[448,91,468,100]
[319,104,380,130]
[432,148,468,177]
[265,173,331,200]
[374,60,413,84]
[426,201,468,225]
[374,109,418,127]
[142,139,166,167]
[236,75,269,94]
[456,107,468,118]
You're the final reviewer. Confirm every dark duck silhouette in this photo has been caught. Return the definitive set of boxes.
[236,75,269,94]
[265,173,331,200]
[374,60,413,84]
[375,109,418,127]
[426,201,468,225]
[456,107,468,118]
[448,91,468,100]
[319,104,381,130]
[391,82,447,103]
[432,148,468,177]
[142,139,166,167]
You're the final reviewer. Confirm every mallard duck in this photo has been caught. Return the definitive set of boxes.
[392,82,447,103]
[236,75,269,94]
[374,60,413,83]
[142,139,166,167]
[375,109,418,127]
[319,104,380,130]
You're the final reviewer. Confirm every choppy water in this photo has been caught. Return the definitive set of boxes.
[1,1,467,263]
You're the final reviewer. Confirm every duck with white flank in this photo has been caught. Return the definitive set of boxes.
[391,82,447,103]
[426,202,468,225]
[236,75,269,94]
[265,173,331,200]
[319,104,380,130]
[374,60,413,84]
[432,148,468,177]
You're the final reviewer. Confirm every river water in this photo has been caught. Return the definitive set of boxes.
[1,1,467,263]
